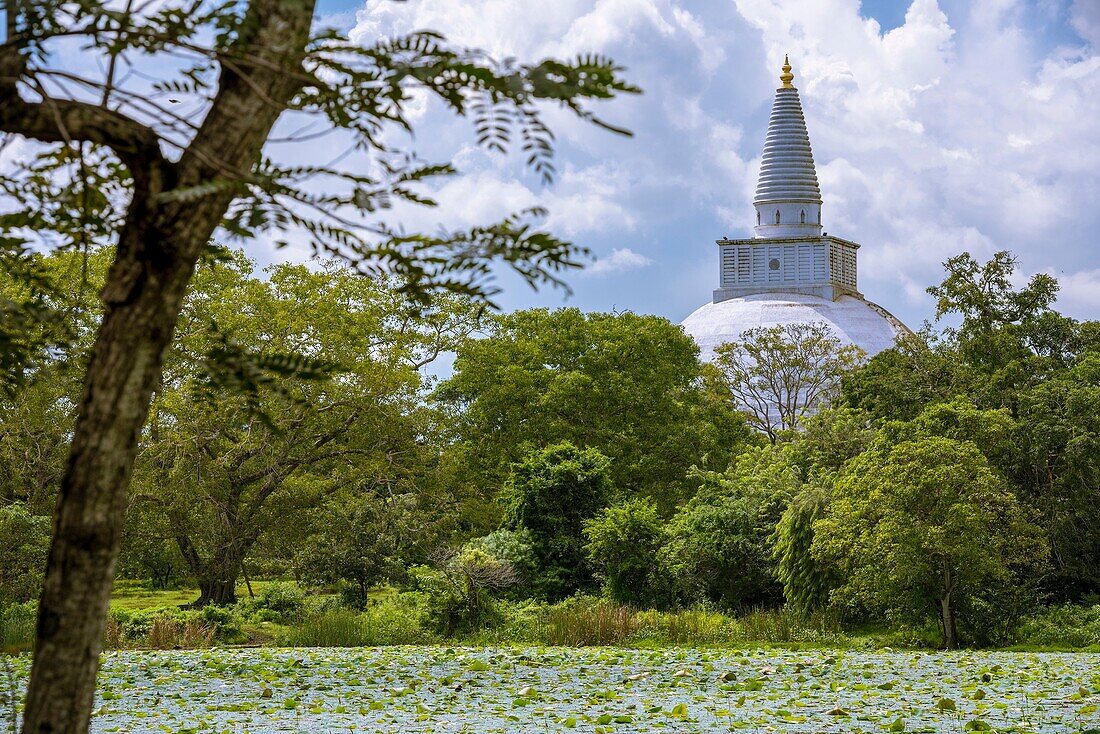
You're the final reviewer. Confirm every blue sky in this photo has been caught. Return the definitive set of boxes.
[297,0,1100,330]
[5,1,1095,329]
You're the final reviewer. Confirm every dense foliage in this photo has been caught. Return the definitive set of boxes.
[1,248,1097,652]
[499,442,613,601]
[436,308,754,514]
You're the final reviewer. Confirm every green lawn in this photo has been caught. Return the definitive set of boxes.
[109,579,282,610]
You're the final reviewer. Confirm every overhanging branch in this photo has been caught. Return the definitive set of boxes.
[0,91,167,172]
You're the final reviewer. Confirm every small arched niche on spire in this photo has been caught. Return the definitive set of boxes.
[774,210,781,224]
[800,209,806,223]
[757,210,761,225]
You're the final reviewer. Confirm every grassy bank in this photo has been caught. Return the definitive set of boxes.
[5,581,1100,654]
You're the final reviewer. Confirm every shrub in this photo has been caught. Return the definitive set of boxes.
[584,498,669,607]
[500,443,612,600]
[360,593,436,645]
[465,529,537,594]
[414,547,518,635]
[199,603,244,642]
[106,604,245,647]
[0,503,51,605]
[256,581,305,622]
[1014,603,1100,649]
[662,495,778,610]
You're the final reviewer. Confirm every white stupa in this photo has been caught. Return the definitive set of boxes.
[682,57,909,361]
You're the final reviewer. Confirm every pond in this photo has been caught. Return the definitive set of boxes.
[4,647,1100,732]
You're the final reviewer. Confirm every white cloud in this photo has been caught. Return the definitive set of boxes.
[343,0,1100,324]
[583,247,654,277]
[1051,268,1100,320]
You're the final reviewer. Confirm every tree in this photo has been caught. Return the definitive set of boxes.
[437,308,752,514]
[3,2,636,727]
[812,437,1046,648]
[781,407,877,476]
[773,478,834,618]
[584,498,668,607]
[928,251,1077,412]
[0,502,51,606]
[0,249,108,515]
[1017,352,1100,598]
[500,442,612,600]
[712,322,865,443]
[662,446,798,609]
[297,488,435,609]
[928,251,1058,339]
[841,330,976,422]
[132,253,458,606]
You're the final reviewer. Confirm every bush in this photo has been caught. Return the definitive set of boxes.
[0,503,51,605]
[465,529,537,594]
[105,604,246,647]
[255,581,305,622]
[198,603,244,642]
[278,594,436,647]
[1014,603,1100,649]
[662,495,779,610]
[500,443,612,600]
[584,498,669,607]
[360,593,436,645]
[414,547,518,635]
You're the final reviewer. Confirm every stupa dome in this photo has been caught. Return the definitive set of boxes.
[682,292,907,362]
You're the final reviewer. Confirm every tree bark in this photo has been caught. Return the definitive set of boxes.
[16,2,315,731]
[179,531,256,608]
[938,595,958,649]
[938,568,959,649]
[197,578,239,607]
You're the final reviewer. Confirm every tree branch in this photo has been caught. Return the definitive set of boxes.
[0,77,167,173]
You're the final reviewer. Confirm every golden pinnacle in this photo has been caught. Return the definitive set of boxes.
[780,54,795,88]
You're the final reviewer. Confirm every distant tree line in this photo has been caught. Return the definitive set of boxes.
[2,248,1097,651]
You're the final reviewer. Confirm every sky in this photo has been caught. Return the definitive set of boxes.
[301,0,1100,329]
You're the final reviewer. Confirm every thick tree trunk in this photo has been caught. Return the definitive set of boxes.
[192,543,250,607]
[197,578,239,607]
[19,3,315,730]
[175,520,257,607]
[22,244,205,731]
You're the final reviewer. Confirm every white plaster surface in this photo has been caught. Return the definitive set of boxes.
[681,292,906,362]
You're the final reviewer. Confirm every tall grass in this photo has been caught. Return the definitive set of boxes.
[481,598,846,647]
[147,617,216,649]
[278,598,438,648]
[0,603,36,653]
[280,609,369,647]
[543,602,640,646]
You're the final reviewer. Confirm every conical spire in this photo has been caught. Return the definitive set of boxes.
[753,56,822,237]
